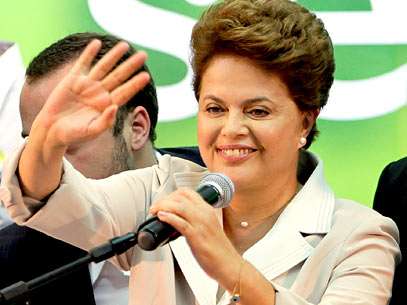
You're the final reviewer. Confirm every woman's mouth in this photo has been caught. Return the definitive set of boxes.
[216,146,257,162]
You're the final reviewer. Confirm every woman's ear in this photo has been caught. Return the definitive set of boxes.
[127,106,151,151]
[298,109,320,149]
[302,109,320,135]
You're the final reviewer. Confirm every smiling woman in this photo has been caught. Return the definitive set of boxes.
[0,1,400,305]
[197,55,311,194]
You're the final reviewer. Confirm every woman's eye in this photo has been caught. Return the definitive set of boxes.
[247,108,269,117]
[206,106,223,113]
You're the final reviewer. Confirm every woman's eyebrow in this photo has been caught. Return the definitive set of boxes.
[201,94,224,103]
[242,96,274,105]
[202,94,274,105]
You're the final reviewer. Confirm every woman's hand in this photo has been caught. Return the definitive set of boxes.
[150,189,279,304]
[33,39,150,148]
[150,188,243,291]
[18,39,150,200]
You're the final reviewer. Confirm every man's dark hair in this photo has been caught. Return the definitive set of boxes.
[26,32,158,142]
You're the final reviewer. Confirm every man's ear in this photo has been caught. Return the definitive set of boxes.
[127,106,151,151]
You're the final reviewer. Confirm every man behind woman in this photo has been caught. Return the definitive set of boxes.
[1,0,400,304]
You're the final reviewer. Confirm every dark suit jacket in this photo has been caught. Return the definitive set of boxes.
[0,224,96,305]
[0,146,203,305]
[157,146,204,167]
[373,157,406,305]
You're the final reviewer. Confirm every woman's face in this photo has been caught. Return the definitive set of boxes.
[197,54,312,191]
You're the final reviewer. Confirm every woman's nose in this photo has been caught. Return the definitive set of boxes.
[221,113,248,138]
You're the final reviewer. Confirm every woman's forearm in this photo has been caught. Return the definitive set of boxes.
[18,121,67,200]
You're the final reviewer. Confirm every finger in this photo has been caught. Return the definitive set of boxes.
[157,211,192,238]
[69,75,106,101]
[177,188,206,206]
[70,40,102,74]
[110,71,150,107]
[150,196,189,217]
[88,41,130,81]
[150,188,203,215]
[101,51,148,91]
[87,104,118,136]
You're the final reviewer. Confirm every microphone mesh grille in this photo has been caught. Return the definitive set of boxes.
[199,173,235,208]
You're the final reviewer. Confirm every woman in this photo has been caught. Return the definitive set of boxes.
[1,1,399,304]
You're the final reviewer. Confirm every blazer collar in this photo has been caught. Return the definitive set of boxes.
[169,152,335,305]
[288,153,335,235]
[242,154,335,278]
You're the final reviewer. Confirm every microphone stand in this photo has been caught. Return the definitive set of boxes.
[0,232,138,305]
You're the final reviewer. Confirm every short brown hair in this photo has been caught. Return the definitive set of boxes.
[191,0,335,148]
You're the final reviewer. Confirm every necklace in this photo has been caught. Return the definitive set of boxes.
[238,182,302,229]
[240,221,249,228]
[238,207,282,229]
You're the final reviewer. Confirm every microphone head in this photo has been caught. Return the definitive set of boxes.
[198,173,234,208]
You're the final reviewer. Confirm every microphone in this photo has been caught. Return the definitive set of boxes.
[137,173,234,251]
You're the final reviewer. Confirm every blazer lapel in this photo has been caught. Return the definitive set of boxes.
[243,220,314,281]
[170,171,219,305]
[246,158,335,277]
[170,235,219,305]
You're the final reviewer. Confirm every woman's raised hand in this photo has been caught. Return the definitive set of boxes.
[18,40,150,200]
[33,39,150,148]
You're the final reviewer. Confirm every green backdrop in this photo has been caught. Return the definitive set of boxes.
[0,0,405,206]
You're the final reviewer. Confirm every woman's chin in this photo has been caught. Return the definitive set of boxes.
[218,171,252,191]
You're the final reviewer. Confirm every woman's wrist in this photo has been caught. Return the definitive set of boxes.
[230,258,246,303]
[18,118,67,200]
[214,251,246,294]
[32,112,68,153]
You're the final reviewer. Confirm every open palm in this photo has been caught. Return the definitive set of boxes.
[36,40,150,147]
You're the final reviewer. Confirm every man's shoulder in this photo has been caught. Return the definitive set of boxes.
[0,223,33,245]
[373,157,406,231]
[157,146,205,167]
[376,156,407,198]
[0,224,95,305]
[384,157,407,181]
[0,223,87,261]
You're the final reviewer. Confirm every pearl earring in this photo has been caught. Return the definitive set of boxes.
[299,137,307,147]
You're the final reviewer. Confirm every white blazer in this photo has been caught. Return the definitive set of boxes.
[0,144,400,305]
